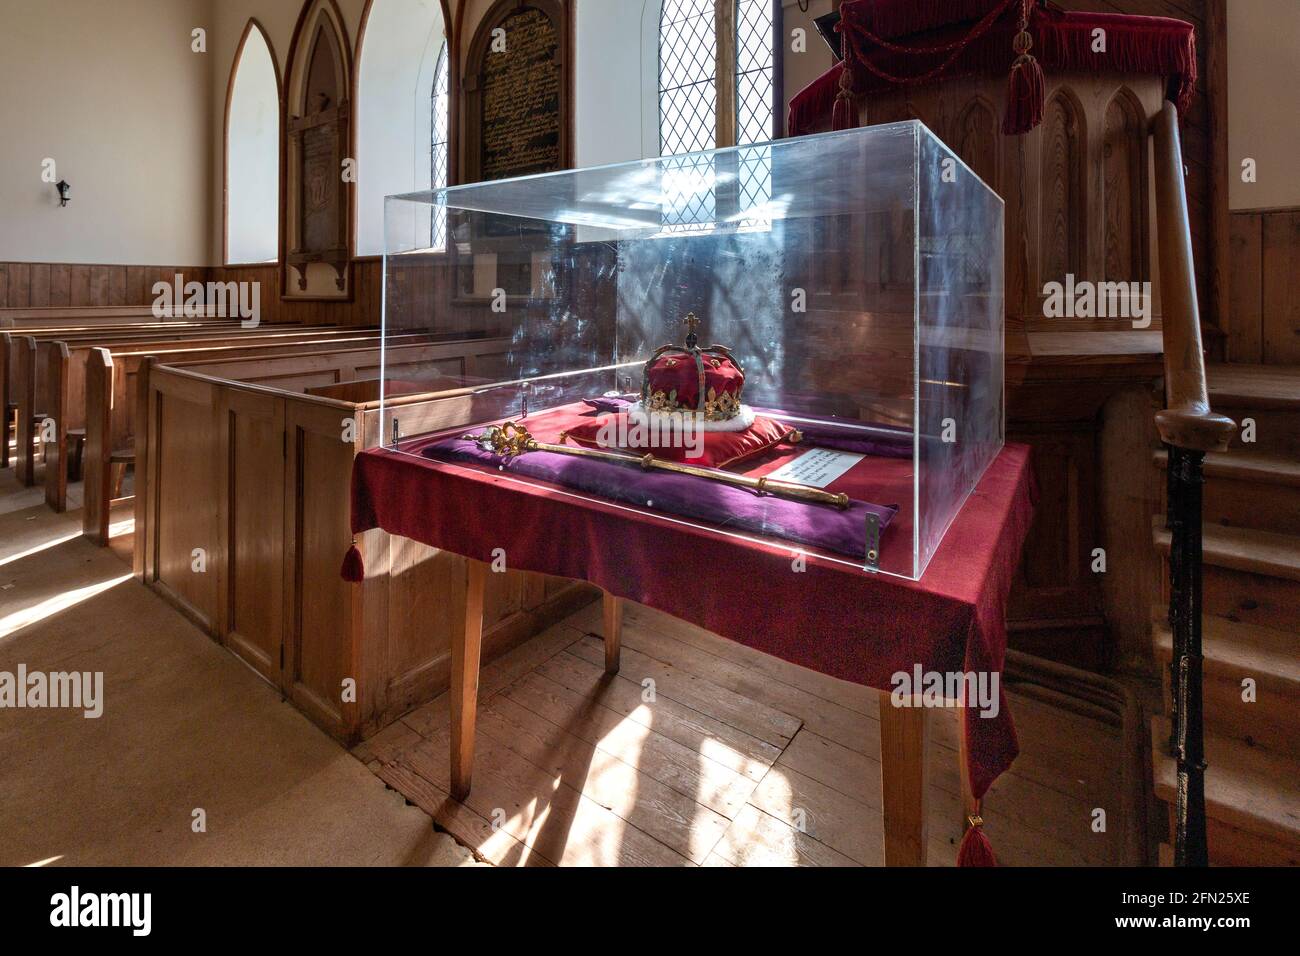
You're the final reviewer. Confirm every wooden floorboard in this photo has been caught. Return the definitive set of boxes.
[357,599,1135,866]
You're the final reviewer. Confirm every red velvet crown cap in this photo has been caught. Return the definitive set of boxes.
[641,344,746,421]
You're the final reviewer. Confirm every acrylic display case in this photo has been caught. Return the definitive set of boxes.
[381,121,1004,580]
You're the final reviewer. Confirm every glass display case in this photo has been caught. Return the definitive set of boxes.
[380,121,1003,580]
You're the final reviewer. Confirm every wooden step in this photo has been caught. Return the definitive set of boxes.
[1152,611,1300,758]
[1154,449,1300,535]
[1207,364,1300,411]
[1153,517,1300,583]
[1153,447,1300,487]
[1206,364,1300,458]
[1150,716,1300,864]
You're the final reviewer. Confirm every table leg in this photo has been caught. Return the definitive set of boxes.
[602,591,622,674]
[878,690,929,866]
[451,558,486,802]
[957,704,979,830]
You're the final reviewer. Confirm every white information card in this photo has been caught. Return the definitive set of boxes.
[763,447,864,489]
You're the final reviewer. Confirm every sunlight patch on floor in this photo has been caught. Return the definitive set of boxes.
[0,573,132,640]
[0,530,83,568]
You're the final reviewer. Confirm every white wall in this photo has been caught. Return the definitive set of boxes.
[226,25,280,263]
[355,0,446,255]
[573,0,660,166]
[1228,0,1300,210]
[0,0,212,264]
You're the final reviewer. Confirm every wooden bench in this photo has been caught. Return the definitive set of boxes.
[0,305,218,328]
[15,325,370,506]
[131,338,586,747]
[78,330,484,540]
[2,319,241,468]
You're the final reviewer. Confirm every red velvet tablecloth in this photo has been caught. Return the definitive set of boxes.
[349,438,1036,799]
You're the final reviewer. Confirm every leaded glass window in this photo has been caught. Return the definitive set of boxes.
[430,39,450,250]
[658,0,717,156]
[734,0,774,146]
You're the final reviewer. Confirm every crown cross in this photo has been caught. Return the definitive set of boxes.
[683,312,701,348]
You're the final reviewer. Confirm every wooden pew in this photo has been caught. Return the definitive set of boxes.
[132,337,583,747]
[2,320,239,468]
[9,324,350,489]
[29,325,379,509]
[0,305,210,328]
[79,331,477,541]
[5,322,259,485]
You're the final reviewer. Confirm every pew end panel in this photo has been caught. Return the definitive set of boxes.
[136,344,592,745]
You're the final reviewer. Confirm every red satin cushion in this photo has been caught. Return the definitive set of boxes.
[560,413,797,469]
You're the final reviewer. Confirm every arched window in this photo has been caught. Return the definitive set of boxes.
[657,0,778,156]
[225,21,280,264]
[355,0,448,256]
[430,40,450,249]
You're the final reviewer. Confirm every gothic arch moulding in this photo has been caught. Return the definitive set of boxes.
[952,96,1000,194]
[1038,87,1086,287]
[282,0,353,300]
[1102,86,1149,285]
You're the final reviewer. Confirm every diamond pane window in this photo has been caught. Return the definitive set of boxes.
[735,0,773,146]
[659,0,717,156]
[430,39,450,250]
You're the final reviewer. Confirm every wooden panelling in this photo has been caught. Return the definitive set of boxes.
[153,382,222,629]
[137,340,590,745]
[0,263,206,309]
[1228,208,1300,365]
[1102,90,1147,283]
[224,388,286,683]
[1040,91,1086,287]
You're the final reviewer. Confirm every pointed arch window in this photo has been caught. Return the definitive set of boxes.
[355,0,448,256]
[225,22,280,264]
[430,39,450,250]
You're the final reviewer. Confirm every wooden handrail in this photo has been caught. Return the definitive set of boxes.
[1151,100,1236,452]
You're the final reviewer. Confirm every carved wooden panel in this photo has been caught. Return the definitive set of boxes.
[952,98,998,192]
[1102,90,1146,283]
[1039,91,1084,286]
[282,0,352,301]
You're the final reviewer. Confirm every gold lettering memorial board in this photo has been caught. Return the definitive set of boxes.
[481,8,562,181]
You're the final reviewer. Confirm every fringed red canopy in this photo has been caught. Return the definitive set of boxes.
[788,0,1197,136]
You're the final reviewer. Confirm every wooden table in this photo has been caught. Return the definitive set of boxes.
[450,567,978,866]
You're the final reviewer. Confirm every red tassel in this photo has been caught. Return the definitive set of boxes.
[957,817,998,867]
[340,543,365,582]
[830,65,859,130]
[1002,51,1044,134]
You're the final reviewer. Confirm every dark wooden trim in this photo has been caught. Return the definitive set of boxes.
[223,18,283,269]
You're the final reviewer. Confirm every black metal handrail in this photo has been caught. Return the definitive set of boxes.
[1151,101,1236,866]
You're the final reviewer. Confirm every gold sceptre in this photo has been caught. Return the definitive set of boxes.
[464,420,850,510]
